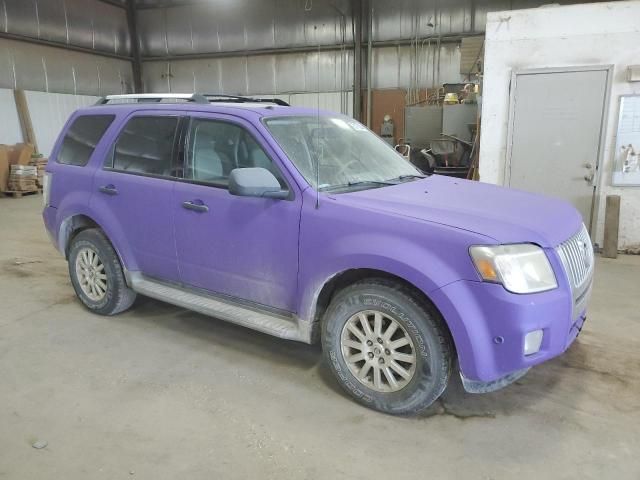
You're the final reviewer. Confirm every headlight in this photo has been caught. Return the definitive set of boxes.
[469,244,557,294]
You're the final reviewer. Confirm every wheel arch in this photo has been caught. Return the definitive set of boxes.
[308,268,457,357]
[60,214,133,277]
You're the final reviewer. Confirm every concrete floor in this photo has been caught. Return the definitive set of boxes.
[1,194,639,480]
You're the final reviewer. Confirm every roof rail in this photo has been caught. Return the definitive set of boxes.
[203,93,290,107]
[95,93,209,105]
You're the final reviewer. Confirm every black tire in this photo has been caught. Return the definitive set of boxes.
[68,228,136,315]
[321,279,453,415]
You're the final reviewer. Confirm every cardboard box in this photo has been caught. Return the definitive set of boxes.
[8,143,35,166]
[0,146,9,192]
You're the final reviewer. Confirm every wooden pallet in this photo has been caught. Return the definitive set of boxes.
[1,189,40,198]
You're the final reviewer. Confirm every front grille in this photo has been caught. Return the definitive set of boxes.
[556,224,595,318]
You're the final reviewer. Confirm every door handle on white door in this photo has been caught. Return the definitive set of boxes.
[584,172,594,183]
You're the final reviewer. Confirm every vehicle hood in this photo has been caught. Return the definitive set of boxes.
[333,175,583,247]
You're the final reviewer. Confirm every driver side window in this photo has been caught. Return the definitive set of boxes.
[185,119,285,188]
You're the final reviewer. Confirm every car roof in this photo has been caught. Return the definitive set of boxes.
[74,99,341,121]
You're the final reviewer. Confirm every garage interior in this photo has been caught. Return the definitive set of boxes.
[1,0,639,478]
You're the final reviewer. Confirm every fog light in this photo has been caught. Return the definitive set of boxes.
[524,330,543,356]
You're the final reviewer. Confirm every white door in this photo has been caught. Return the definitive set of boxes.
[507,68,609,228]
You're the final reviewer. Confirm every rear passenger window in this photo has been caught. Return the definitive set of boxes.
[109,116,178,177]
[57,115,114,166]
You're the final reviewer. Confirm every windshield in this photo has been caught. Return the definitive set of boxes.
[264,116,422,191]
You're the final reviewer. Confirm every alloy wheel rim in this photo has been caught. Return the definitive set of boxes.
[340,310,417,393]
[75,247,107,301]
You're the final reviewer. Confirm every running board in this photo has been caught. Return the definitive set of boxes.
[128,273,312,343]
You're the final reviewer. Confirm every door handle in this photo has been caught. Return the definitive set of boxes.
[99,184,118,195]
[584,173,595,183]
[182,200,209,213]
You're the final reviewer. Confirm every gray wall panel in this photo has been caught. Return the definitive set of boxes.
[165,5,194,54]
[138,0,352,56]
[190,4,221,53]
[142,61,171,91]
[219,57,248,95]
[35,0,69,44]
[137,8,167,55]
[247,56,276,94]
[1,0,130,56]
[0,38,133,94]
[141,44,464,96]
[88,0,131,55]
[274,54,306,93]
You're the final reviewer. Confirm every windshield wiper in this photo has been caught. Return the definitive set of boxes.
[385,174,428,182]
[320,179,395,192]
[348,179,396,187]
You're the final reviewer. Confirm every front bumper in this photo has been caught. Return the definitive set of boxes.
[430,278,589,385]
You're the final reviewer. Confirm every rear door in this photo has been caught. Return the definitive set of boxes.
[91,112,182,282]
[172,113,301,312]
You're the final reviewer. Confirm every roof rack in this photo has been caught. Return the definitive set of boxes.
[203,94,290,107]
[95,93,209,105]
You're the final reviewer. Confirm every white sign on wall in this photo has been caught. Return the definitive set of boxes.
[612,95,640,186]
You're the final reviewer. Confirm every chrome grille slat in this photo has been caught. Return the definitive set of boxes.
[556,224,594,319]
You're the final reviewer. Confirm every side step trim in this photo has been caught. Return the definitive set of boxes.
[128,273,312,343]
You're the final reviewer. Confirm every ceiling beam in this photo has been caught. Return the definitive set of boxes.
[126,0,143,92]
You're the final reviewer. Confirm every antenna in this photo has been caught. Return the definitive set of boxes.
[315,35,321,209]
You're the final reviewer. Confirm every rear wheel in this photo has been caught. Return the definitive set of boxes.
[321,279,453,415]
[68,229,136,315]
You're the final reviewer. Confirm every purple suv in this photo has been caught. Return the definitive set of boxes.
[42,93,594,415]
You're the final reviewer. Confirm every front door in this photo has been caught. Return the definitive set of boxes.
[91,113,181,282]
[173,114,301,312]
[507,67,610,228]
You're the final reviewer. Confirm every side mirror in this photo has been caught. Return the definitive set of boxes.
[228,168,288,199]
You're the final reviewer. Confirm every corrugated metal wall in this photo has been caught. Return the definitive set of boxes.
[0,38,134,94]
[142,49,354,95]
[1,0,129,55]
[0,0,133,94]
[137,0,578,97]
[0,0,595,99]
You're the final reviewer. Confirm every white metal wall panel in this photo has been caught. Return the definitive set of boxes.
[247,56,277,95]
[219,57,249,95]
[288,91,354,117]
[25,90,98,157]
[143,49,354,96]
[0,88,23,145]
[252,92,353,117]
[141,43,462,94]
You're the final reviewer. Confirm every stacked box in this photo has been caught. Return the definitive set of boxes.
[8,164,38,192]
[30,157,48,187]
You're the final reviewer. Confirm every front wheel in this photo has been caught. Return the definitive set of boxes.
[321,279,453,415]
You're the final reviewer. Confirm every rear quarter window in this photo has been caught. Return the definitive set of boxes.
[57,115,115,166]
